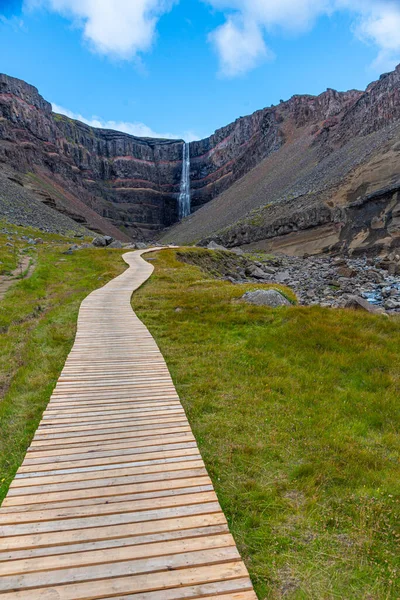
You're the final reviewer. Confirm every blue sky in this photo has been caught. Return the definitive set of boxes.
[1,0,400,140]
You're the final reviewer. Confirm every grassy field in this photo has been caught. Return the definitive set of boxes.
[0,224,126,501]
[131,249,400,600]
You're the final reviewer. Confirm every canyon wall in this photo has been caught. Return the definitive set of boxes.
[188,87,362,210]
[0,73,364,238]
[0,74,183,238]
[162,65,400,257]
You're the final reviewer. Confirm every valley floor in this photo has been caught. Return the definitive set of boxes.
[0,235,399,598]
[132,249,400,599]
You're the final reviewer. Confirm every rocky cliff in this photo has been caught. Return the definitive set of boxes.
[188,87,362,210]
[0,74,183,239]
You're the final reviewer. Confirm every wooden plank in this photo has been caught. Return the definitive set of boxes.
[0,502,221,537]
[8,465,208,496]
[0,491,218,525]
[4,469,209,504]
[24,434,196,459]
[29,424,192,447]
[14,453,202,481]
[0,548,241,592]
[101,588,256,600]
[0,513,229,553]
[0,480,213,512]
[18,445,199,473]
[22,443,198,467]
[0,533,236,576]
[0,562,251,600]
[34,415,188,436]
[0,524,229,562]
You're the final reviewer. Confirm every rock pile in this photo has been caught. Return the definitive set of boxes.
[251,254,400,313]
[202,245,400,313]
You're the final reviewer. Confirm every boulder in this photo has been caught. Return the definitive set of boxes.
[242,289,291,307]
[384,298,400,310]
[207,241,228,251]
[388,262,400,275]
[108,240,123,248]
[333,257,347,266]
[337,266,357,278]
[104,236,114,246]
[136,242,148,250]
[344,295,384,314]
[263,266,277,275]
[92,236,107,247]
[245,264,268,279]
[275,270,291,282]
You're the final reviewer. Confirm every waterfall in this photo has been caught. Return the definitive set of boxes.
[178,142,191,219]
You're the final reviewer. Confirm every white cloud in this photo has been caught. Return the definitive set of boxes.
[348,1,400,71]
[51,103,200,141]
[24,0,176,59]
[24,0,400,77]
[206,0,400,76]
[209,16,273,77]
[0,14,25,29]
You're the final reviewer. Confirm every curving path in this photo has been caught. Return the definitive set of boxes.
[0,249,256,600]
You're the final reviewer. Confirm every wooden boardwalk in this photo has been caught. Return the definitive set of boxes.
[0,249,257,600]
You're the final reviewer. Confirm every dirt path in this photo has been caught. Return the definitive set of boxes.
[0,255,34,301]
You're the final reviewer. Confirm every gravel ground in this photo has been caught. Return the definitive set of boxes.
[0,171,90,236]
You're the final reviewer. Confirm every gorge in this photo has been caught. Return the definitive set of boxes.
[1,67,400,256]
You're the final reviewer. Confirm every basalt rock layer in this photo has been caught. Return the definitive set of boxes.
[188,86,361,210]
[0,74,183,239]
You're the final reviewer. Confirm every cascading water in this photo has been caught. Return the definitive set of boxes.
[178,142,191,219]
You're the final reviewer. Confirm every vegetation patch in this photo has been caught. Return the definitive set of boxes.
[176,247,250,278]
[176,248,297,304]
[132,249,400,600]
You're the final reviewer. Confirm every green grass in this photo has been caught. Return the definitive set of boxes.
[0,224,126,500]
[0,232,22,275]
[132,249,400,600]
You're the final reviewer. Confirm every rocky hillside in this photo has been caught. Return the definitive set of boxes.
[188,86,361,211]
[162,66,400,257]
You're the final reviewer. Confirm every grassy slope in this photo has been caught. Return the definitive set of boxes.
[132,249,400,600]
[0,224,126,501]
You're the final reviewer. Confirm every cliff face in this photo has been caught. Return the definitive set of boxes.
[0,74,183,238]
[188,87,363,210]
